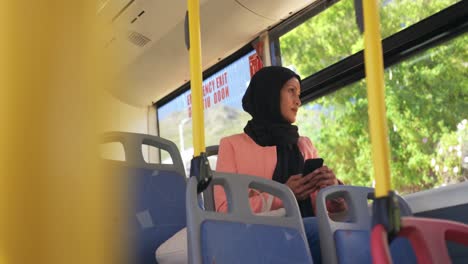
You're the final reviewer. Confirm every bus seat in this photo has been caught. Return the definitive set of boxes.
[100,132,186,264]
[186,171,313,264]
[202,145,219,211]
[372,216,468,264]
[316,185,415,264]
[404,181,468,263]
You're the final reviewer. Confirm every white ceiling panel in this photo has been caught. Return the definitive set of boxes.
[105,0,315,106]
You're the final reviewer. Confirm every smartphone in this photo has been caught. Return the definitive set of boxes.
[303,158,324,175]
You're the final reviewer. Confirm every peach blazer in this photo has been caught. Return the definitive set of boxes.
[215,132,319,213]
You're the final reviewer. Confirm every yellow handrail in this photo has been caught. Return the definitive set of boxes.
[363,0,391,198]
[187,0,206,156]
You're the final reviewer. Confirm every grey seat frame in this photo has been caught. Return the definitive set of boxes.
[316,185,412,264]
[100,131,185,176]
[186,171,312,264]
[100,132,186,263]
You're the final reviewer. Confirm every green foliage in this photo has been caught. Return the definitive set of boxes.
[287,0,467,193]
[433,120,468,184]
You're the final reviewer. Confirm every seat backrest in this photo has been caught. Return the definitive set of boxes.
[100,132,186,264]
[186,171,313,264]
[316,185,413,264]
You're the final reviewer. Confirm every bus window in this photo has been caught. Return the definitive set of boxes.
[296,34,468,194]
[157,50,257,174]
[279,0,460,78]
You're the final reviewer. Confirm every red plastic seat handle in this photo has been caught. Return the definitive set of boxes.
[371,217,468,264]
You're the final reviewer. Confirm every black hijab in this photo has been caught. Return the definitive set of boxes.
[242,66,313,217]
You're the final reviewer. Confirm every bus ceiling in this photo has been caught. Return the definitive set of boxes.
[100,0,317,107]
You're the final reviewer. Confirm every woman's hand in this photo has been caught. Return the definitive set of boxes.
[286,166,339,200]
[304,166,338,191]
[285,174,316,200]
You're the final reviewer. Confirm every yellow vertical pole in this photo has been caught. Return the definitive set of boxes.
[362,0,391,197]
[0,1,123,263]
[187,0,206,156]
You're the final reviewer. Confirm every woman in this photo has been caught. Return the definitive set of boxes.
[214,66,345,263]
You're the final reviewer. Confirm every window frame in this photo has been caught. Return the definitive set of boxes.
[268,0,468,103]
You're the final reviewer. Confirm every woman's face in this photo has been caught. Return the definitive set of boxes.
[280,77,301,123]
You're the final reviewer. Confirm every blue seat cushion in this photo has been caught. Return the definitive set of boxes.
[335,230,417,264]
[125,167,186,264]
[390,237,417,264]
[200,220,312,264]
[335,230,372,264]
